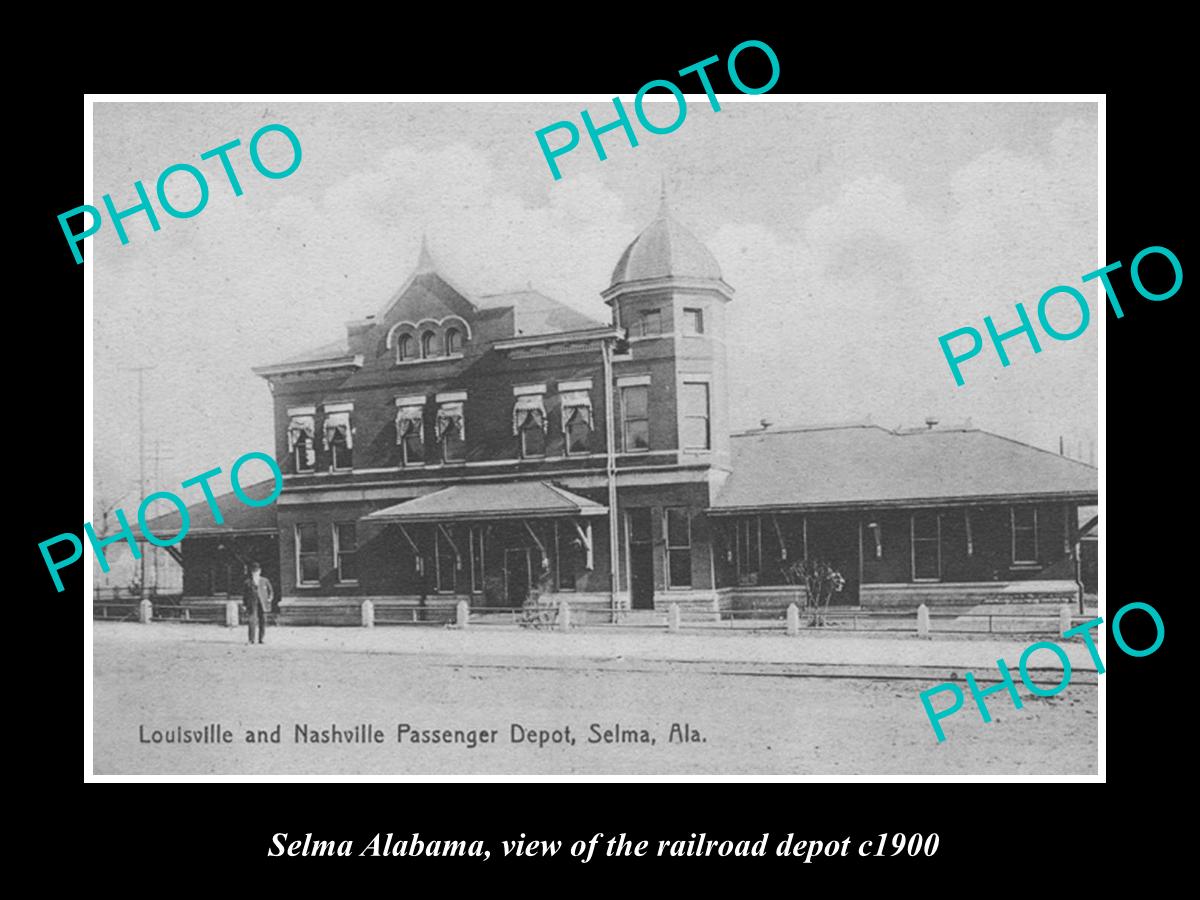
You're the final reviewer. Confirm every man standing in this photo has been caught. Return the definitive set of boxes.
[242,561,274,645]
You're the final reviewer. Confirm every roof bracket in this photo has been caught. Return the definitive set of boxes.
[572,519,594,570]
[396,524,425,575]
[522,521,549,568]
[770,514,787,560]
[438,523,464,570]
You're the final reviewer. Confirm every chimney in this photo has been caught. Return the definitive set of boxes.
[924,416,939,430]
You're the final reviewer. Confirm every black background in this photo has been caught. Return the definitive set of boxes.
[29,23,1185,885]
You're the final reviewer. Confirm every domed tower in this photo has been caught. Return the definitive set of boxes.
[601,189,734,468]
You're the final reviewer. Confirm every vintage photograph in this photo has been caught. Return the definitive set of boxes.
[90,99,1099,775]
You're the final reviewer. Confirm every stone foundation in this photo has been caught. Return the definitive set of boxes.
[860,580,1079,609]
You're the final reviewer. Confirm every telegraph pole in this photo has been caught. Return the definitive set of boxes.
[123,366,155,598]
[148,440,175,596]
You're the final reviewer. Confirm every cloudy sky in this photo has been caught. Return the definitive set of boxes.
[92,100,1098,516]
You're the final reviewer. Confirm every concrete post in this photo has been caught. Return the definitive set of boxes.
[669,603,681,633]
[557,598,570,632]
[916,603,930,637]
[456,599,469,629]
[786,603,800,636]
[224,601,239,628]
[362,599,375,628]
[139,598,153,624]
[1059,604,1072,635]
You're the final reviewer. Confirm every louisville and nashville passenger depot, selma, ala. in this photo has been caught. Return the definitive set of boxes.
[141,195,1098,622]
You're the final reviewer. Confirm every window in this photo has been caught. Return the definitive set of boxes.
[735,516,760,576]
[421,330,437,358]
[287,413,316,473]
[436,400,466,462]
[621,385,650,452]
[395,403,425,466]
[1012,506,1039,564]
[555,522,581,591]
[681,381,710,450]
[295,523,319,585]
[561,390,593,455]
[323,410,353,471]
[683,308,704,335]
[445,327,462,355]
[911,511,942,581]
[334,523,358,583]
[396,333,414,362]
[636,309,662,337]
[435,527,457,593]
[470,526,485,593]
[520,421,545,457]
[665,508,692,588]
[513,393,547,458]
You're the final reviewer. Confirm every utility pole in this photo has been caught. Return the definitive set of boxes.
[123,366,155,598]
[602,337,620,624]
[148,440,175,597]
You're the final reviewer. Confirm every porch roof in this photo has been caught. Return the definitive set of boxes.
[362,480,607,523]
[712,424,1098,513]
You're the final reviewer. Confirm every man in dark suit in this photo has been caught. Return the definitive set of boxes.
[242,561,274,645]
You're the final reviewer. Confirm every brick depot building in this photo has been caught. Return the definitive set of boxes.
[156,200,1098,620]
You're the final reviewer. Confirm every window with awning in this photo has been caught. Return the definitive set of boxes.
[323,411,353,448]
[395,404,425,465]
[324,410,353,471]
[561,390,593,455]
[395,405,424,440]
[436,400,466,462]
[287,415,316,471]
[513,393,547,458]
[512,393,547,435]
[436,401,465,441]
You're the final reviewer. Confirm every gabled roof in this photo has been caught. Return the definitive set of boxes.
[711,424,1098,512]
[363,481,607,523]
[136,480,280,539]
[255,238,605,373]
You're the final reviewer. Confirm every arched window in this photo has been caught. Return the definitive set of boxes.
[396,333,413,362]
[445,327,462,355]
[421,331,437,358]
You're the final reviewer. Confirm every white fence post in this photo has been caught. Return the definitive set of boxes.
[1059,604,1072,635]
[916,603,930,637]
[362,599,375,628]
[557,599,571,632]
[224,601,239,628]
[669,603,681,633]
[456,599,470,629]
[139,598,153,624]
[786,603,800,636]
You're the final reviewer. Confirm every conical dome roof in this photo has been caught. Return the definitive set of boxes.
[609,197,723,288]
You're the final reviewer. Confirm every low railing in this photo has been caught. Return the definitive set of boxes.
[95,597,1095,638]
[374,605,455,626]
[93,602,141,622]
[153,603,225,624]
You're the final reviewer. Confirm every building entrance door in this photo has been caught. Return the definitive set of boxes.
[505,548,531,606]
[627,509,655,610]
